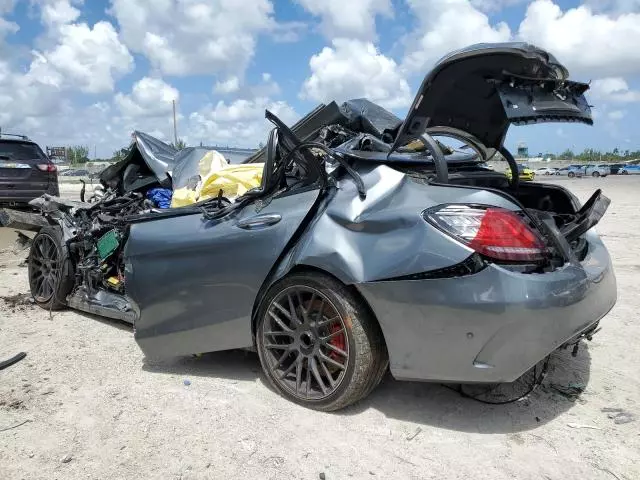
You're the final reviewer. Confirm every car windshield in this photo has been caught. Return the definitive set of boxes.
[0,141,47,161]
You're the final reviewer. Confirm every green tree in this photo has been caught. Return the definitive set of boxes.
[558,149,574,160]
[111,147,130,163]
[171,138,186,150]
[67,145,89,165]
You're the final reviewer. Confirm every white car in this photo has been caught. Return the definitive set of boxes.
[535,167,557,175]
[584,164,610,177]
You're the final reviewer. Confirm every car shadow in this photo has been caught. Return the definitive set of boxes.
[74,311,134,333]
[141,343,591,434]
[339,345,592,434]
[142,349,260,383]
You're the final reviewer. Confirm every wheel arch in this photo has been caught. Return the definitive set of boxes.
[249,264,389,354]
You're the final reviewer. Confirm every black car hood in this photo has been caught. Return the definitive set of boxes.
[391,42,593,152]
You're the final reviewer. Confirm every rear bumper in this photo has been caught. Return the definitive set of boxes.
[358,230,617,383]
[0,182,59,206]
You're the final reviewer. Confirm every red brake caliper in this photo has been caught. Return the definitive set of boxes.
[328,324,346,361]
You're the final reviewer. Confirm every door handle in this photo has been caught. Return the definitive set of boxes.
[236,213,282,230]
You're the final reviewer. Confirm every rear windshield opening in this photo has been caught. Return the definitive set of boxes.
[0,142,47,161]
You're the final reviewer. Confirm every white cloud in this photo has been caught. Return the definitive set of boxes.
[115,77,179,118]
[607,110,626,120]
[402,0,510,73]
[214,76,240,94]
[189,97,298,147]
[301,38,411,109]
[110,0,274,77]
[0,17,18,40]
[295,0,392,40]
[37,0,81,27]
[517,0,640,76]
[28,21,133,93]
[590,77,640,102]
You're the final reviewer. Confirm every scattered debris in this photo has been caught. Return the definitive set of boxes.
[601,407,635,424]
[567,423,602,430]
[319,473,326,480]
[613,414,634,425]
[13,231,33,251]
[0,419,30,432]
[0,398,26,410]
[591,462,623,480]
[183,379,191,386]
[263,456,285,468]
[61,454,73,463]
[1,293,34,310]
[601,407,624,413]
[406,427,422,441]
[549,382,586,400]
[0,352,27,370]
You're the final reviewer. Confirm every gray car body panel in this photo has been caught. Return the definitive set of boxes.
[126,188,321,358]
[357,228,616,383]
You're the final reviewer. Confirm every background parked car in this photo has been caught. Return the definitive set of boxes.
[556,166,584,178]
[0,133,59,207]
[534,167,557,175]
[619,164,640,175]
[609,163,625,175]
[584,164,610,177]
[505,163,535,181]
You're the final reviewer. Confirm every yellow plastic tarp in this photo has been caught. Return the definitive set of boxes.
[171,161,264,208]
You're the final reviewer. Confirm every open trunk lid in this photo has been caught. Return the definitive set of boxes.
[390,42,593,153]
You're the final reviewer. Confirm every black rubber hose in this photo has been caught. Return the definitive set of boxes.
[0,352,27,371]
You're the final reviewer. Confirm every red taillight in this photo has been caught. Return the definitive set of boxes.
[424,205,548,262]
[37,163,57,172]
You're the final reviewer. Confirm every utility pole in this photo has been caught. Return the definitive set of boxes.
[172,99,178,146]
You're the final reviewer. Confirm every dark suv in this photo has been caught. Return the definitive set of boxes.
[0,133,59,208]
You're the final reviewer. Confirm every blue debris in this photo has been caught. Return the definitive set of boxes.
[146,188,173,209]
[183,379,191,386]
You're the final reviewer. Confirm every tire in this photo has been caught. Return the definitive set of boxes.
[592,171,600,178]
[622,170,629,175]
[568,171,575,178]
[28,226,75,310]
[256,272,388,411]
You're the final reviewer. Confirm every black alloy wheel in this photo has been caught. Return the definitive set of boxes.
[28,226,74,310]
[256,272,388,411]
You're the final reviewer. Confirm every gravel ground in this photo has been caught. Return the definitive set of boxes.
[1,176,638,480]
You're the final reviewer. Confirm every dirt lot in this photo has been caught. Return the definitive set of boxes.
[1,177,639,480]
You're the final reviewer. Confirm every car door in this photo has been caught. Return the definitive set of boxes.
[125,187,321,358]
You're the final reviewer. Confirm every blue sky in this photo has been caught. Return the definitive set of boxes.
[1,0,639,157]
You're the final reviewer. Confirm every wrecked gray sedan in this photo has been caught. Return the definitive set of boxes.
[24,43,616,411]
